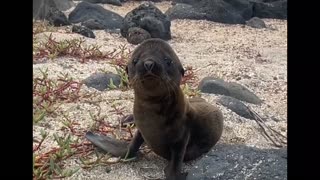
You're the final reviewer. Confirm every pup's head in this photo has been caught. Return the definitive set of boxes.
[126,38,184,97]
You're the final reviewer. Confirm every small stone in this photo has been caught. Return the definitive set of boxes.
[243,74,251,79]
[106,157,121,163]
[271,116,280,122]
[198,77,263,104]
[83,72,121,91]
[217,96,255,120]
[72,25,95,38]
[246,17,266,29]
[105,167,111,173]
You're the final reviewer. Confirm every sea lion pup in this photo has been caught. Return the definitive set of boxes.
[85,38,223,180]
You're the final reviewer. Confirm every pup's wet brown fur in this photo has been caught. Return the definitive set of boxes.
[86,38,223,180]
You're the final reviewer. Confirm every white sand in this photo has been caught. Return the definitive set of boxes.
[33,1,287,179]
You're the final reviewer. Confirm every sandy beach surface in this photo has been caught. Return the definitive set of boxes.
[33,1,287,179]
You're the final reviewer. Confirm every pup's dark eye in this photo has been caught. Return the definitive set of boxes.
[164,57,172,65]
[132,59,138,65]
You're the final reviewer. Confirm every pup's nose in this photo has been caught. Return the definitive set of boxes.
[144,61,155,71]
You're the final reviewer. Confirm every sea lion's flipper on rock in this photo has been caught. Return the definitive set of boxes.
[85,131,128,158]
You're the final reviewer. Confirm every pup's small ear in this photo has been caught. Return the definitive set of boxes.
[180,68,185,77]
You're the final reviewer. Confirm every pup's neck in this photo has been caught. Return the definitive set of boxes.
[134,87,184,105]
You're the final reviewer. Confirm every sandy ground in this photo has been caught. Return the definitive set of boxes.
[33,1,287,179]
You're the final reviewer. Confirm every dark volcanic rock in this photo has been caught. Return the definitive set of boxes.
[167,0,253,24]
[263,0,280,2]
[33,0,49,19]
[172,0,202,5]
[217,96,255,120]
[171,0,287,23]
[187,144,287,180]
[165,3,205,20]
[248,0,264,2]
[198,77,263,104]
[79,0,122,6]
[83,73,121,91]
[81,19,106,30]
[127,27,151,45]
[33,0,74,19]
[46,8,70,26]
[252,0,287,19]
[72,25,96,38]
[33,0,71,26]
[68,1,124,29]
[222,0,253,20]
[52,0,74,10]
[121,3,172,40]
[246,17,266,28]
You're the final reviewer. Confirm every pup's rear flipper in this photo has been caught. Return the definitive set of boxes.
[85,131,129,158]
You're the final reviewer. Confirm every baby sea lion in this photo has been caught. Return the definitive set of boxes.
[86,38,224,180]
